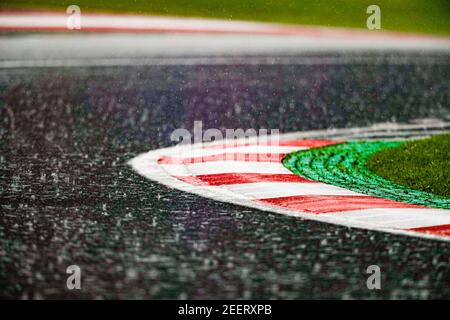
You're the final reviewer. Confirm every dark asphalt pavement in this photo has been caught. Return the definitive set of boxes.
[0,52,449,299]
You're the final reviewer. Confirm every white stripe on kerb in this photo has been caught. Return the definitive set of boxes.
[216,182,363,199]
[167,145,302,158]
[332,208,450,229]
[0,14,282,31]
[160,161,293,176]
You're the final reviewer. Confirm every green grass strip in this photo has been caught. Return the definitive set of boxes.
[367,134,450,198]
[282,140,450,209]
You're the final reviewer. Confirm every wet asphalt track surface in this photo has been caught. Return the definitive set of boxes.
[0,53,449,299]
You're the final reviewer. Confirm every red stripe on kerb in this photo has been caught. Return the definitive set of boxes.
[409,224,450,237]
[158,153,285,164]
[175,173,312,186]
[259,195,424,214]
[203,140,341,149]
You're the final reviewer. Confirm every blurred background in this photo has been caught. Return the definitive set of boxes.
[1,0,450,35]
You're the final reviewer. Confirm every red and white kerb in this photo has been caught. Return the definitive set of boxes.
[129,130,450,241]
